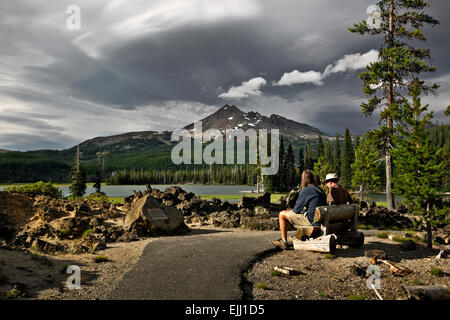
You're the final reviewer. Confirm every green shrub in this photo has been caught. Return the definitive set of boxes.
[348,294,366,300]
[392,236,419,244]
[319,292,330,298]
[270,270,283,277]
[81,228,93,239]
[430,268,444,277]
[4,181,63,199]
[84,192,109,203]
[256,283,269,290]
[94,256,109,263]
[6,289,19,299]
[376,232,389,239]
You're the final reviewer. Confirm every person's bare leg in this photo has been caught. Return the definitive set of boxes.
[279,211,290,242]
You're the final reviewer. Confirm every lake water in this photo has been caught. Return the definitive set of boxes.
[0,184,259,198]
[0,183,402,204]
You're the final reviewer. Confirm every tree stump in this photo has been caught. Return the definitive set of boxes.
[294,226,322,240]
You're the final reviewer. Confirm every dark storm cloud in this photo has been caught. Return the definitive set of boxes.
[0,115,64,132]
[0,0,449,151]
[310,105,381,135]
[0,133,79,151]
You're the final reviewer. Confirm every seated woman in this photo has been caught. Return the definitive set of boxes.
[272,170,327,249]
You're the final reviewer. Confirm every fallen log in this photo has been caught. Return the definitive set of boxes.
[379,260,413,276]
[314,204,357,224]
[274,266,302,276]
[403,285,450,300]
[293,234,336,254]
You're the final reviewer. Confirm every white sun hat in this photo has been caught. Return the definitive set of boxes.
[324,173,339,183]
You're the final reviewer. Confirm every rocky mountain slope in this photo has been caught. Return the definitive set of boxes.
[184,104,328,139]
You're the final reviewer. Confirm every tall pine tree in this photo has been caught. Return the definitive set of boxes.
[286,143,297,190]
[93,153,104,194]
[324,140,332,171]
[304,143,313,171]
[349,0,439,209]
[352,131,383,201]
[297,147,305,179]
[69,145,87,198]
[333,134,341,176]
[317,135,324,158]
[392,78,442,248]
[341,128,355,188]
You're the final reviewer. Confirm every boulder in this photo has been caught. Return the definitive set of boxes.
[400,240,417,250]
[0,192,34,240]
[49,217,90,238]
[124,194,187,235]
[365,249,388,260]
[254,206,271,219]
[159,205,187,233]
[208,211,240,228]
[69,232,107,254]
[285,190,300,209]
[238,192,272,209]
[32,238,64,253]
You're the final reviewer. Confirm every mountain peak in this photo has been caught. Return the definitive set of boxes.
[217,104,241,113]
[184,105,329,138]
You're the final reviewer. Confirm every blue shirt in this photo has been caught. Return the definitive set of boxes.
[292,185,327,225]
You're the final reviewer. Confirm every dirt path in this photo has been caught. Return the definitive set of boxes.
[1,228,448,300]
[246,234,449,300]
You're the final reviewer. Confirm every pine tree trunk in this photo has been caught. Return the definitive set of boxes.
[385,0,396,210]
[386,148,395,210]
[426,220,432,248]
[426,205,433,248]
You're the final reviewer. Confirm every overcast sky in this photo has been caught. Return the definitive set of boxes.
[1,0,449,151]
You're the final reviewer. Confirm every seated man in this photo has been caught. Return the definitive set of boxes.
[323,173,353,205]
[272,170,327,249]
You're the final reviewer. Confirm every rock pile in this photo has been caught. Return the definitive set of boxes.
[359,205,415,229]
[0,189,188,254]
[124,186,283,231]
[0,192,126,254]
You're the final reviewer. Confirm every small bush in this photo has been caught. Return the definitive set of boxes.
[348,294,366,300]
[85,192,109,203]
[392,236,418,244]
[81,228,93,239]
[256,283,269,290]
[376,232,388,239]
[430,268,444,277]
[411,279,422,285]
[4,181,63,199]
[324,253,335,259]
[270,270,283,277]
[94,256,109,263]
[6,289,19,299]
